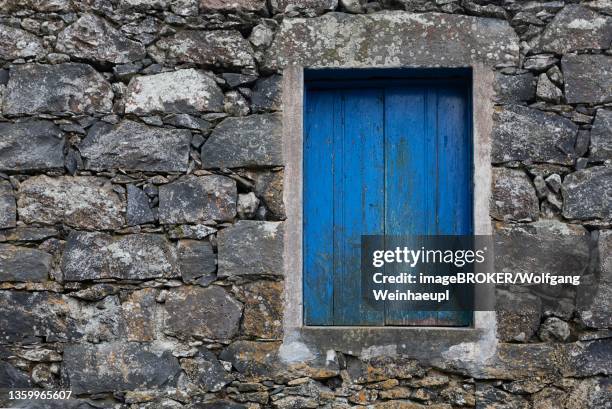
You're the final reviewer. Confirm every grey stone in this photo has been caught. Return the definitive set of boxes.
[590,110,612,160]
[249,24,274,48]
[3,63,113,116]
[125,69,224,115]
[495,220,590,282]
[575,130,591,157]
[0,291,73,343]
[545,174,562,193]
[0,244,51,282]
[164,285,242,340]
[536,73,563,103]
[127,184,155,226]
[0,361,31,388]
[0,24,44,60]
[0,120,65,171]
[62,231,178,281]
[562,54,612,104]
[222,73,258,88]
[237,192,260,219]
[201,114,283,168]
[56,14,145,64]
[563,339,611,377]
[18,176,124,230]
[491,168,539,222]
[538,317,571,341]
[164,113,211,132]
[243,170,285,219]
[271,0,338,13]
[177,239,216,283]
[0,227,58,242]
[79,120,191,173]
[197,401,247,409]
[182,349,234,392]
[265,12,519,70]
[523,54,558,72]
[63,342,181,394]
[251,75,282,113]
[69,283,119,301]
[167,224,217,240]
[494,72,535,103]
[154,30,255,69]
[476,384,530,409]
[562,166,612,221]
[347,355,421,383]
[217,221,284,278]
[0,180,16,229]
[536,5,612,54]
[199,0,266,10]
[159,175,237,224]
[492,105,577,164]
[340,0,363,12]
[547,65,563,86]
[224,91,250,116]
[579,230,612,329]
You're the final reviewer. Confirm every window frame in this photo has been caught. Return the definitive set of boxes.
[281,65,495,358]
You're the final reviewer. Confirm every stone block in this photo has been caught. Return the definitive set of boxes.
[153,30,255,69]
[158,175,237,223]
[590,109,612,160]
[122,288,158,341]
[0,291,73,343]
[562,166,612,221]
[201,114,283,168]
[271,0,337,13]
[3,63,113,115]
[62,231,178,281]
[79,120,191,173]
[495,220,590,282]
[164,285,242,340]
[0,244,51,282]
[18,176,124,230]
[217,221,284,278]
[0,180,16,229]
[536,5,612,54]
[491,168,539,222]
[0,24,44,60]
[562,54,612,104]
[57,13,145,64]
[494,72,535,103]
[492,104,577,164]
[251,75,282,113]
[126,184,155,226]
[236,280,283,339]
[0,120,64,171]
[125,69,224,115]
[265,12,519,69]
[199,0,265,10]
[177,239,216,283]
[63,342,181,394]
[181,349,234,392]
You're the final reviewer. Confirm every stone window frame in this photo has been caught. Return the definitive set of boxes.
[280,64,498,362]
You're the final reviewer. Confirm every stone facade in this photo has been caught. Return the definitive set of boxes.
[0,1,610,409]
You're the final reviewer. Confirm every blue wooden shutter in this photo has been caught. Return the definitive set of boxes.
[304,78,472,326]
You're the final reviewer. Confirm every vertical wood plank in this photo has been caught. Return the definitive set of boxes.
[303,89,335,325]
[384,86,439,325]
[333,88,385,325]
[436,85,473,326]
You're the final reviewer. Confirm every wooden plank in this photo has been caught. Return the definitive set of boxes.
[333,88,385,325]
[303,89,335,325]
[384,86,439,325]
[436,85,473,326]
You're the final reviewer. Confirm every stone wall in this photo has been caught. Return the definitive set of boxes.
[0,0,610,408]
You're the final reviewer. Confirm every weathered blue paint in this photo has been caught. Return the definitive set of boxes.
[304,72,472,326]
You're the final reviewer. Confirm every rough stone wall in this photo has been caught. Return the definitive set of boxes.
[0,0,610,408]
